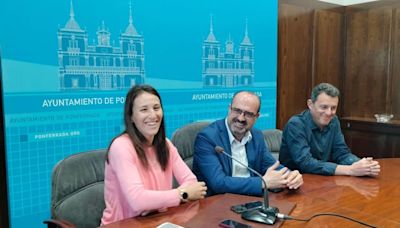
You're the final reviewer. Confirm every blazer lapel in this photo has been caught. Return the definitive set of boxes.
[217,120,233,175]
[245,137,257,176]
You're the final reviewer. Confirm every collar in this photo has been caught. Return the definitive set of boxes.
[224,118,252,145]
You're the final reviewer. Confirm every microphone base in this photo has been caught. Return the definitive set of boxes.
[241,206,279,225]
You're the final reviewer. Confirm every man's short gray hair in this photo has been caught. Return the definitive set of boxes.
[310,83,340,103]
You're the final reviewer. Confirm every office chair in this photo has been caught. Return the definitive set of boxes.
[44,149,107,228]
[262,129,283,160]
[171,121,210,171]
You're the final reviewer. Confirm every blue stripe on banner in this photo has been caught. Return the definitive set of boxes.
[3,86,276,114]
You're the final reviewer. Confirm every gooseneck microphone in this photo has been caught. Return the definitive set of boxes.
[215,146,279,225]
[215,146,270,209]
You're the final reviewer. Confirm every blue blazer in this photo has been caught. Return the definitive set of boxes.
[192,119,280,196]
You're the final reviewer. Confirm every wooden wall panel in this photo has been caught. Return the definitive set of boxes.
[390,7,400,119]
[313,9,344,99]
[278,1,400,158]
[277,1,344,129]
[344,131,388,158]
[277,3,314,129]
[343,7,392,118]
[341,117,400,158]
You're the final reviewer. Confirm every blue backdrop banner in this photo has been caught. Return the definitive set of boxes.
[0,0,278,227]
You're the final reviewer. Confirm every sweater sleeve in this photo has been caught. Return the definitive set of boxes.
[108,136,181,214]
[167,139,198,187]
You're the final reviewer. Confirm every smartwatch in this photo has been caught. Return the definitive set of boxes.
[179,189,189,202]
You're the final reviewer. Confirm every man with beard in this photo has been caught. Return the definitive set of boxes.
[192,91,303,196]
[279,83,380,176]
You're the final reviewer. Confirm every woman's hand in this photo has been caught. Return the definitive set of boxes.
[178,181,207,201]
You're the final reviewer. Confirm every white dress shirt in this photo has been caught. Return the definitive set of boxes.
[225,118,252,177]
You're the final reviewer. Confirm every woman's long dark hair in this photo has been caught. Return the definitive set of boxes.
[106,84,169,171]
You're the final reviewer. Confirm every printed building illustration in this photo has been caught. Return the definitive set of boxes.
[202,18,255,88]
[57,1,145,90]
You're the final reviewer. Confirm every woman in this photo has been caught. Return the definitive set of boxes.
[101,85,207,225]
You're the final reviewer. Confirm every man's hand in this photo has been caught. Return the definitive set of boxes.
[285,170,303,189]
[349,157,380,177]
[263,161,289,189]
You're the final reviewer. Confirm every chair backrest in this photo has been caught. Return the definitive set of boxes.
[262,129,283,160]
[51,149,107,228]
[171,121,210,170]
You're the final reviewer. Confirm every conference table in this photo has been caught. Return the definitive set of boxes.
[101,158,400,228]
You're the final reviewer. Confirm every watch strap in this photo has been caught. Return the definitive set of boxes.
[179,189,188,202]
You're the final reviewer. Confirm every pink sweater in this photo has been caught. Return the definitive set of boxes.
[101,134,197,225]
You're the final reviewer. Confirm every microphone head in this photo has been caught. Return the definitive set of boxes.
[215,146,224,154]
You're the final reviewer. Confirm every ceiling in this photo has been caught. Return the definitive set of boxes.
[318,0,379,6]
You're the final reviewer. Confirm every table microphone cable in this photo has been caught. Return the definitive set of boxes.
[276,212,377,228]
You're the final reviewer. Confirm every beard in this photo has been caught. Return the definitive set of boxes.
[231,118,248,135]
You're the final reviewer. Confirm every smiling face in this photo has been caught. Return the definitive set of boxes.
[131,91,163,144]
[307,92,339,130]
[227,92,260,141]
